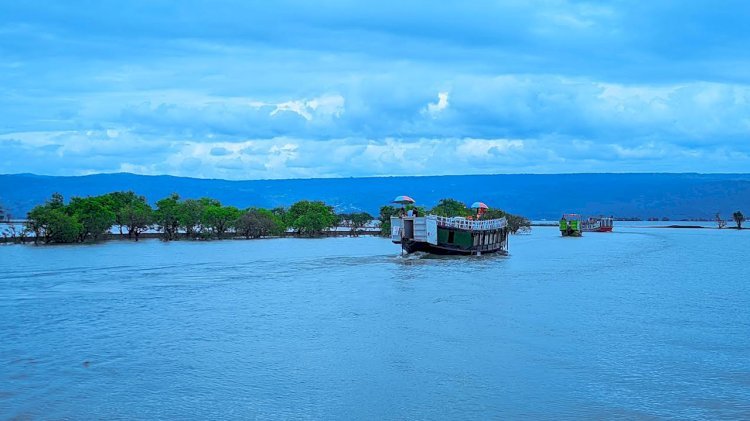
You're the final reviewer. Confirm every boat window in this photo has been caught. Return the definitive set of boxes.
[447,231,455,243]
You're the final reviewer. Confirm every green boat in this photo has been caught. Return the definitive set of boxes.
[559,213,582,237]
[390,214,509,256]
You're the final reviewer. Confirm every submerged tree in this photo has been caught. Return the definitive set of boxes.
[716,213,727,229]
[122,198,153,241]
[46,209,83,243]
[505,214,532,234]
[480,208,531,234]
[25,193,83,244]
[101,191,135,235]
[177,198,205,238]
[378,205,397,237]
[202,203,241,239]
[337,212,373,236]
[235,208,284,239]
[154,193,182,241]
[67,196,116,241]
[733,211,745,229]
[286,200,337,237]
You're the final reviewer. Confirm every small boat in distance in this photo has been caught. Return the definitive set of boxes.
[581,216,614,232]
[390,198,509,256]
[559,214,583,237]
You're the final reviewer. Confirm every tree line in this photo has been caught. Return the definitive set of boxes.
[7,194,530,244]
[15,192,376,244]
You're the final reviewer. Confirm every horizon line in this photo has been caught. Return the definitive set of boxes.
[3,171,750,183]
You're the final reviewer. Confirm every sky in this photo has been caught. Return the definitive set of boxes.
[1,0,750,179]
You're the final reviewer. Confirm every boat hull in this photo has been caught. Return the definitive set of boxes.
[582,226,613,233]
[400,239,508,255]
[581,217,614,232]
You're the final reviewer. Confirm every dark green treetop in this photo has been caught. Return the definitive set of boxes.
[733,211,745,229]
[286,200,337,237]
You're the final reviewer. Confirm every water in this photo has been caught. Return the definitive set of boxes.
[1,226,749,419]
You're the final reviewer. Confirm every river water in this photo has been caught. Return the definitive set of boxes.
[1,226,749,419]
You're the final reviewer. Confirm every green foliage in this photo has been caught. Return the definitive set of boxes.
[46,209,83,243]
[155,193,181,240]
[271,207,287,219]
[26,206,46,243]
[429,198,471,217]
[177,198,205,238]
[378,205,397,237]
[121,198,153,241]
[733,211,745,229]
[480,208,505,220]
[202,204,241,238]
[29,191,153,242]
[481,208,531,234]
[235,208,284,239]
[25,193,83,244]
[286,200,337,237]
[506,215,531,234]
[22,191,373,244]
[48,192,65,210]
[68,196,116,241]
[101,191,143,235]
[154,195,249,240]
[156,196,250,240]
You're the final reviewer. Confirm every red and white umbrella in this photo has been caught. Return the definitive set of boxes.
[392,195,416,205]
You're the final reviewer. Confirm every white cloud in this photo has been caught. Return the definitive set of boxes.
[269,94,345,121]
[423,91,449,118]
[455,139,524,160]
[2,129,750,178]
[271,100,312,120]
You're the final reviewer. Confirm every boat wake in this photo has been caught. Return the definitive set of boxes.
[397,251,431,260]
[395,251,507,262]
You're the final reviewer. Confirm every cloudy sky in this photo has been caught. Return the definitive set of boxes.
[1,1,750,179]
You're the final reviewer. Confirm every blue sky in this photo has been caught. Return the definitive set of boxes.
[1,1,750,179]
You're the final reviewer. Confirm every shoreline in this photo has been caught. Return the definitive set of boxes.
[0,230,384,245]
[531,223,744,230]
[3,225,746,245]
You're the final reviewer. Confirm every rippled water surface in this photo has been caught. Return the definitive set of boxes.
[2,226,750,419]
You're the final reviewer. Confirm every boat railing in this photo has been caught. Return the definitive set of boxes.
[432,215,507,231]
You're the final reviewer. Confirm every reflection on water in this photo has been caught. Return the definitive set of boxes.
[1,227,750,419]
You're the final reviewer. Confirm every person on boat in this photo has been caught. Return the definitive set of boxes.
[412,208,419,217]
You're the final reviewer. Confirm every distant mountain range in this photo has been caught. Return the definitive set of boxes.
[1,173,750,220]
